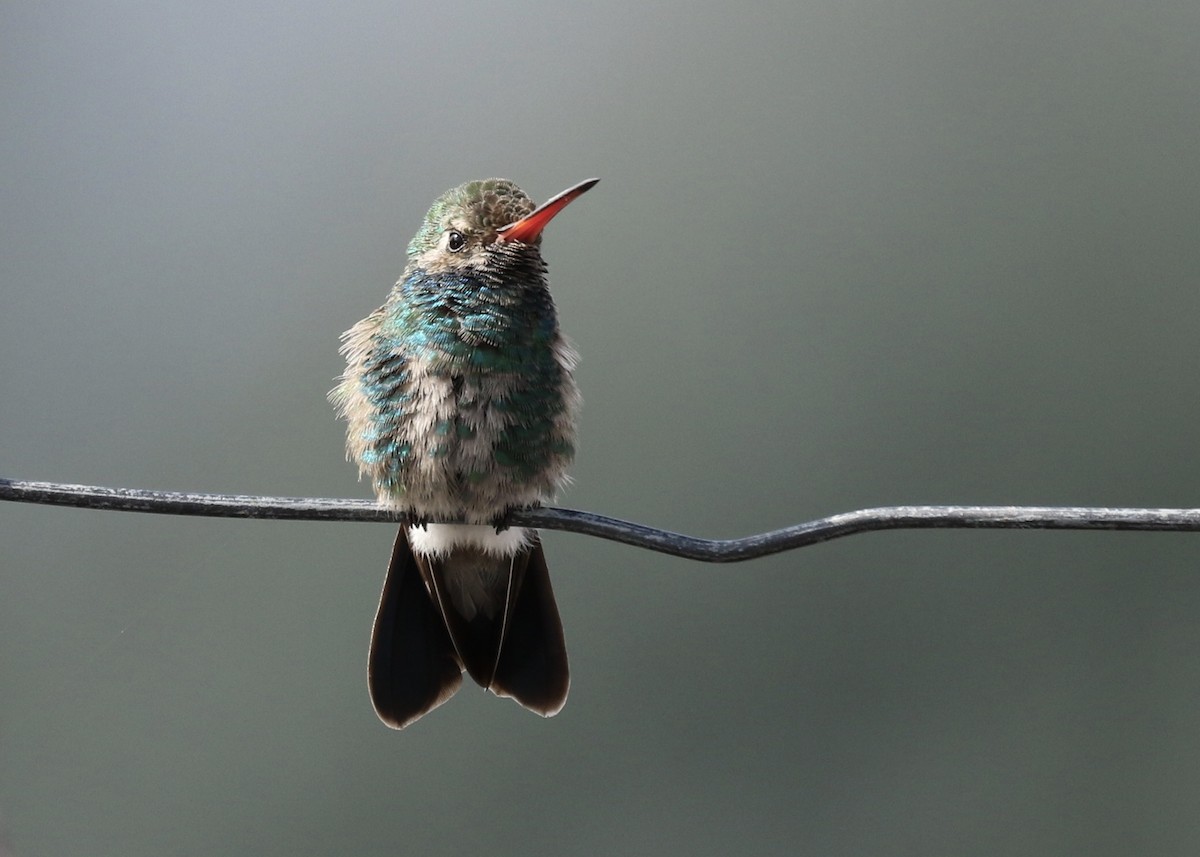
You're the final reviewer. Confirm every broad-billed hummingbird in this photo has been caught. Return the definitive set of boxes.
[331,177,597,728]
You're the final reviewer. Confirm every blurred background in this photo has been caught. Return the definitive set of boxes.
[3,1,1200,854]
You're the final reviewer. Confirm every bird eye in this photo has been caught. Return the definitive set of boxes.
[446,231,466,252]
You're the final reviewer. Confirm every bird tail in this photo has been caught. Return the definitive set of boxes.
[367,526,569,728]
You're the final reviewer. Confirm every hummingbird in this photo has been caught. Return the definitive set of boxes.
[331,177,597,729]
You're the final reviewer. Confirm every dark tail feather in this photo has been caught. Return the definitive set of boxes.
[425,546,511,690]
[367,528,463,729]
[423,537,569,718]
[489,539,570,717]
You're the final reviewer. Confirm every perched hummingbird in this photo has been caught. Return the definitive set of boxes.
[331,177,597,729]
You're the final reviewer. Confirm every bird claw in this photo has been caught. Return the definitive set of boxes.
[403,511,430,530]
[491,502,541,534]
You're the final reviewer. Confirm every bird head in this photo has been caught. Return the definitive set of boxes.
[405,178,598,275]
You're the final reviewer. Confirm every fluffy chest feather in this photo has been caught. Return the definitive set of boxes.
[332,270,580,521]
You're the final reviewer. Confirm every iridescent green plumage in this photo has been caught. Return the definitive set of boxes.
[332,179,580,522]
[406,179,537,257]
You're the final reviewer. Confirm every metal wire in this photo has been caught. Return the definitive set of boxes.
[3,476,1199,563]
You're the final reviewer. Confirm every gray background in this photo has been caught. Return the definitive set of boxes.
[3,1,1200,855]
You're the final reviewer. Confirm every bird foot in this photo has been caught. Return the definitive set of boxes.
[403,511,431,530]
[491,502,541,534]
